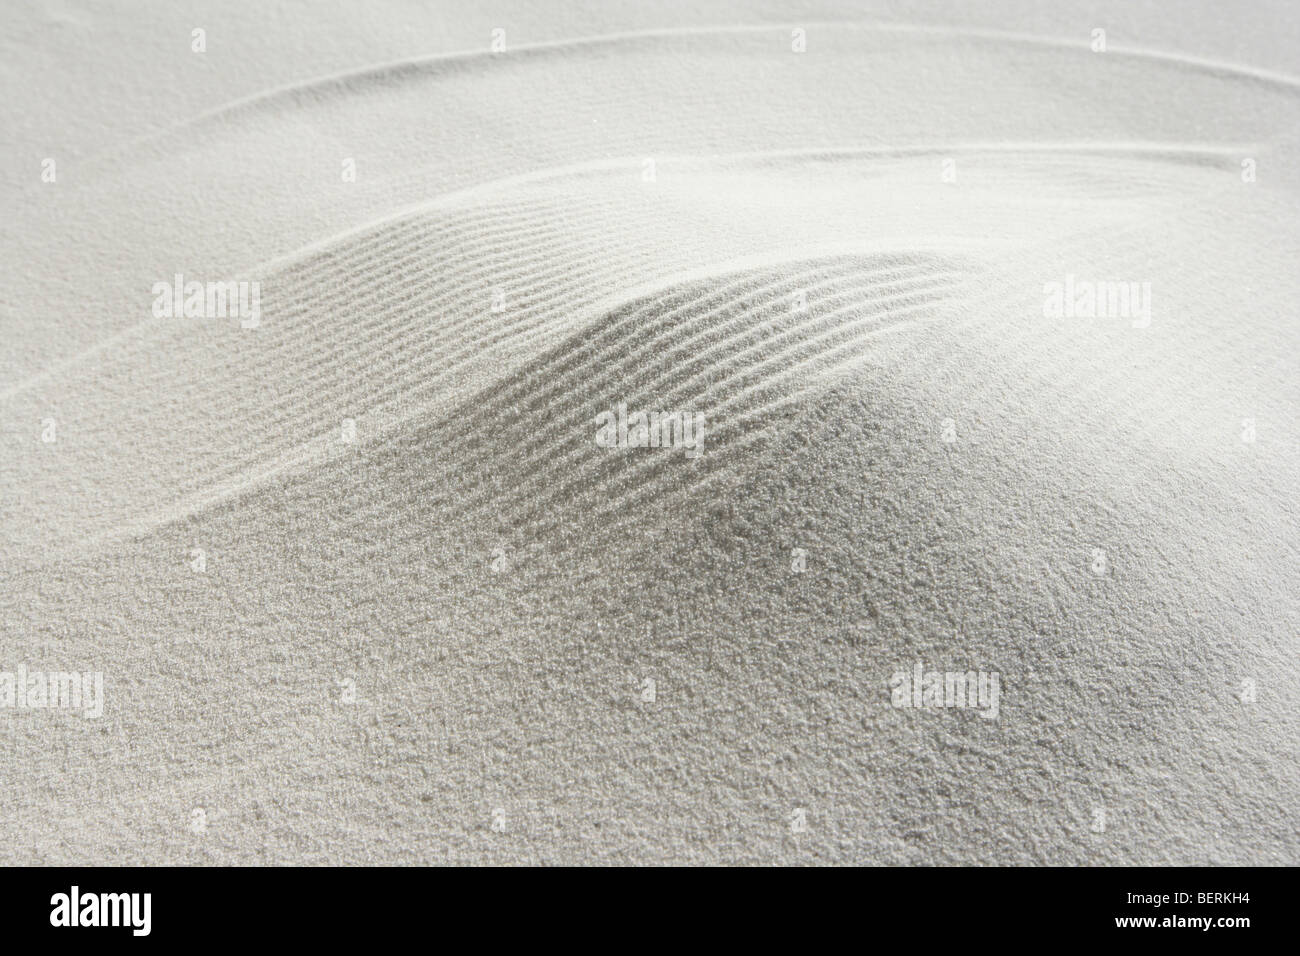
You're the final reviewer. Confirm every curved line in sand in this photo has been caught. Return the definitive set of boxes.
[151,22,1300,135]
[40,20,1289,173]
[250,141,1248,272]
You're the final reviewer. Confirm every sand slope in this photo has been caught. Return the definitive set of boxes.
[2,3,1298,864]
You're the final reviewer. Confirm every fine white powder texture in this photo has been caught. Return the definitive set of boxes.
[1,0,1297,864]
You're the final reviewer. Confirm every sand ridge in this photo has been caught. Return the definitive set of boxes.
[1,2,1297,864]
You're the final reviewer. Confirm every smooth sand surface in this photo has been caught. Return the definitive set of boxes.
[2,1,1298,863]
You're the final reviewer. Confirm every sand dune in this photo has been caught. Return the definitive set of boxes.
[2,2,1298,864]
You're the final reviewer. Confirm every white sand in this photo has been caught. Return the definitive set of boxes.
[2,0,1298,864]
